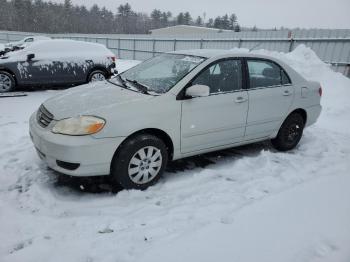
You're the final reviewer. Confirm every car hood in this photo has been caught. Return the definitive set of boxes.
[43,81,152,119]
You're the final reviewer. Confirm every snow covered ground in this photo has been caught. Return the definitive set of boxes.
[0,46,349,262]
[0,43,5,51]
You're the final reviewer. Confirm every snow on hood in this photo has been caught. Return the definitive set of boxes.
[43,81,150,119]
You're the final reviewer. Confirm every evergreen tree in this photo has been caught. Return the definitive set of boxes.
[150,9,162,29]
[183,12,192,25]
[177,12,185,25]
[206,18,214,28]
[0,1,239,34]
[229,14,237,30]
[195,16,203,26]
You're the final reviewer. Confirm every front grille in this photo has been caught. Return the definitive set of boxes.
[36,104,54,128]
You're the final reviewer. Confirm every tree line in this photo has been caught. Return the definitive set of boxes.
[0,0,241,34]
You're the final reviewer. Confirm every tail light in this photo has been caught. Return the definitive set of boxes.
[318,86,322,96]
[109,56,116,62]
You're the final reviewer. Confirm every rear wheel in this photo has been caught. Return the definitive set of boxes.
[111,134,168,190]
[271,113,305,151]
[88,70,106,82]
[0,71,15,92]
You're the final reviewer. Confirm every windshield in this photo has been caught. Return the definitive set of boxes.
[111,53,205,94]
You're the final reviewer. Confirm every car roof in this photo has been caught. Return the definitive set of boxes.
[169,49,277,60]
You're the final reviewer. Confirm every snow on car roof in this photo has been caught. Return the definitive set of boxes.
[26,39,107,50]
[21,39,113,56]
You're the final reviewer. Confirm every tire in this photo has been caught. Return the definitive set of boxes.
[0,71,16,92]
[271,112,305,151]
[111,134,168,190]
[88,70,107,82]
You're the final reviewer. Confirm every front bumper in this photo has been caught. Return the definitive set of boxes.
[29,112,125,177]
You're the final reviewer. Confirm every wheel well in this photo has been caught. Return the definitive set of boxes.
[113,128,174,161]
[87,66,109,81]
[0,68,17,85]
[291,108,307,124]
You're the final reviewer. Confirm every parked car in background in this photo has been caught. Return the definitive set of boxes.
[29,50,322,190]
[5,35,51,51]
[0,39,116,92]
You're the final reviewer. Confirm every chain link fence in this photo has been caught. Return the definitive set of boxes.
[1,30,349,77]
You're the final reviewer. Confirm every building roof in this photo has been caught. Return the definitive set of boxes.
[150,25,233,35]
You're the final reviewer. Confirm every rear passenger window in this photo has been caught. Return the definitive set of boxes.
[192,59,243,94]
[247,60,290,88]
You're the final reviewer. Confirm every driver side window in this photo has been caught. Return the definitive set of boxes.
[192,59,242,94]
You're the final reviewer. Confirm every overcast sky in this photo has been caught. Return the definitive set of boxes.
[61,0,350,29]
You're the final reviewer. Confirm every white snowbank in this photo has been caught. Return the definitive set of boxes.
[0,43,4,51]
[0,46,349,262]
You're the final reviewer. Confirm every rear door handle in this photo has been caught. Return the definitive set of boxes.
[235,96,247,103]
[283,90,292,96]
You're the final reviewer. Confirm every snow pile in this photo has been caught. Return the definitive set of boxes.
[0,43,4,51]
[0,46,350,262]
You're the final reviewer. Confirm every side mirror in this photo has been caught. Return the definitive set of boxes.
[185,84,210,98]
[27,53,35,61]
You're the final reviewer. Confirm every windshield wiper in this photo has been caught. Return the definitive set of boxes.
[125,78,151,95]
[109,74,127,88]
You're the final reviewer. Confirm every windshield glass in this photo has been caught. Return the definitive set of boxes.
[111,53,205,94]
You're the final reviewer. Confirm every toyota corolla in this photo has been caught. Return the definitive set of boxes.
[29,50,322,190]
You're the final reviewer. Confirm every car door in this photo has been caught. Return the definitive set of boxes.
[53,42,87,84]
[245,58,294,139]
[180,58,249,154]
[17,46,63,85]
[16,53,44,85]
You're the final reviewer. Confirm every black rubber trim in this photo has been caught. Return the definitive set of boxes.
[56,160,80,171]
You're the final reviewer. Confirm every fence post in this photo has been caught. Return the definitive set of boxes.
[117,38,121,58]
[200,39,203,49]
[238,38,242,48]
[6,33,10,43]
[133,38,136,60]
[289,38,294,52]
[106,38,109,49]
[152,39,156,57]
[173,39,177,51]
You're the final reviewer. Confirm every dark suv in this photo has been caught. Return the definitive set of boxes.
[0,39,116,92]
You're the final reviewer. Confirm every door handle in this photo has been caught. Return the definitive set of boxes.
[235,96,247,103]
[283,90,292,96]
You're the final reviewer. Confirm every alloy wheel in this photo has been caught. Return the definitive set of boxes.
[90,72,106,82]
[0,73,12,92]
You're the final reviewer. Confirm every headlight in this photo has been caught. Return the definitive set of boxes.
[52,116,105,135]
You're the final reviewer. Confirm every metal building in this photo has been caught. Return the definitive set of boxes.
[150,25,232,36]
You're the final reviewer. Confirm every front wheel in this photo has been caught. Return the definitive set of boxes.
[111,134,168,190]
[0,71,16,92]
[271,113,305,151]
